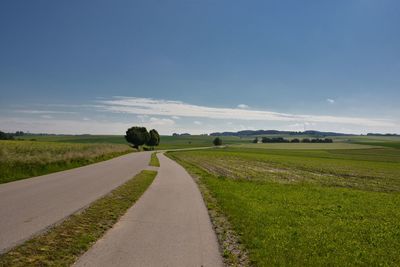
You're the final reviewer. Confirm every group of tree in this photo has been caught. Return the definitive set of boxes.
[252,137,333,143]
[172,133,191,136]
[125,127,160,150]
[367,133,398,136]
[301,138,333,143]
[0,130,26,140]
[0,131,15,140]
[210,129,349,137]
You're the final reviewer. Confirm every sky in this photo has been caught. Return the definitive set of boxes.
[0,0,399,135]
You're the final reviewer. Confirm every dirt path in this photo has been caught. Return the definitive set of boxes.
[75,153,223,267]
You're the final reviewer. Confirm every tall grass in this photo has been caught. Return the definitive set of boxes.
[0,140,132,184]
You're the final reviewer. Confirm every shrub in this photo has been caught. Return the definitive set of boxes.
[213,137,222,146]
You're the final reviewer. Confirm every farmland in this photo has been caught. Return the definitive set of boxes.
[0,134,250,183]
[0,140,132,184]
[18,134,249,149]
[168,144,400,265]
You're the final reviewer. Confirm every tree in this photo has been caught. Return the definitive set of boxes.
[0,131,14,140]
[262,137,271,143]
[125,126,150,150]
[213,137,222,146]
[291,138,300,143]
[252,137,258,143]
[146,129,160,149]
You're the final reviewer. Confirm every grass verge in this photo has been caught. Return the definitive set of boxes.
[149,152,160,167]
[0,170,157,266]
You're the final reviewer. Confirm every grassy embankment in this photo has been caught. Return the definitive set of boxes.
[0,140,133,184]
[0,170,157,266]
[168,146,400,266]
[149,152,160,167]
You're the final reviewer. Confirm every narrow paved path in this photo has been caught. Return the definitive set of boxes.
[75,153,223,267]
[0,152,151,253]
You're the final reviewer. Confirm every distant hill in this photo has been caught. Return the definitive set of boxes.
[209,130,353,137]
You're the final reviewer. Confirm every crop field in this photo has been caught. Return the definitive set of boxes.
[334,135,400,149]
[19,134,250,149]
[232,142,376,150]
[0,135,249,183]
[168,146,400,265]
[0,140,132,184]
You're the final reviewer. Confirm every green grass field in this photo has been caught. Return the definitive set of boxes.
[3,133,399,185]
[0,140,132,184]
[19,134,250,149]
[168,145,400,266]
[334,135,400,149]
[232,142,376,150]
[1,135,247,183]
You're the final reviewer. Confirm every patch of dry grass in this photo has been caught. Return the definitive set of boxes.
[0,140,132,183]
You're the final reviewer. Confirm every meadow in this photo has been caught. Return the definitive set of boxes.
[19,134,249,149]
[0,134,249,183]
[168,144,400,266]
[0,140,132,184]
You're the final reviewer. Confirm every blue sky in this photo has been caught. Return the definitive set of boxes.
[1,0,399,134]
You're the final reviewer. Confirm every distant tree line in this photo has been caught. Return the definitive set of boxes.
[252,137,333,143]
[211,130,350,137]
[0,131,15,140]
[172,133,191,136]
[125,126,160,150]
[367,133,398,136]
[0,130,26,140]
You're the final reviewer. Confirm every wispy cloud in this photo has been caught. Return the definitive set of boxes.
[148,117,175,126]
[237,104,249,109]
[96,97,395,127]
[2,96,398,135]
[40,115,53,119]
[326,98,335,104]
[16,110,77,114]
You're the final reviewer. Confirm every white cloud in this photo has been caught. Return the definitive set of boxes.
[96,97,395,128]
[148,117,175,126]
[237,104,249,109]
[40,115,53,119]
[137,115,149,122]
[2,96,399,135]
[16,110,77,114]
[327,98,335,104]
[304,122,316,126]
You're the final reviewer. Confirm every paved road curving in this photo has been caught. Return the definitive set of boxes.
[0,151,151,253]
[75,153,223,267]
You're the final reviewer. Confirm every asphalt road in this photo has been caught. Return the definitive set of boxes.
[75,153,223,267]
[0,151,151,253]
